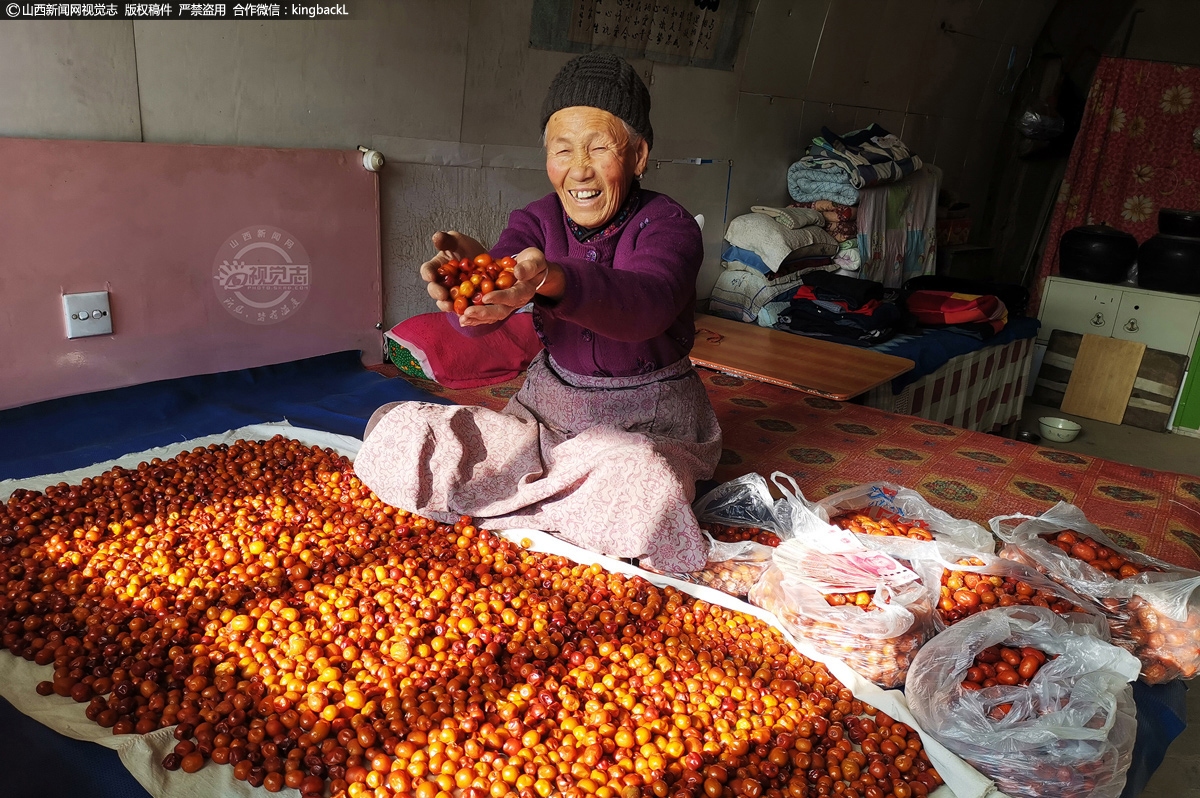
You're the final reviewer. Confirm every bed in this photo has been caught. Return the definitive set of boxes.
[861,320,1040,433]
[0,351,1192,798]
[707,275,1040,433]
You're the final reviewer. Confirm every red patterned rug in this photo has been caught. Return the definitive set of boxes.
[372,364,1200,571]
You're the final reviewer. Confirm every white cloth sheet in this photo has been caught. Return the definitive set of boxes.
[1,422,1005,798]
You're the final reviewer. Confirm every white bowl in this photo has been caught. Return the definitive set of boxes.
[1038,416,1082,443]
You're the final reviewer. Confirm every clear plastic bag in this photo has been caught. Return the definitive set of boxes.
[768,472,861,552]
[749,561,935,688]
[672,533,776,596]
[673,474,787,595]
[1017,101,1065,141]
[992,502,1200,682]
[813,481,995,553]
[693,472,784,535]
[883,539,1109,635]
[907,606,1140,798]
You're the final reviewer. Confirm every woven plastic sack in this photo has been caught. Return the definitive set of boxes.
[813,481,995,553]
[992,502,1200,682]
[907,606,1139,798]
[750,557,935,688]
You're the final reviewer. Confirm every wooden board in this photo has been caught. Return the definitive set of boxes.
[689,313,914,401]
[1060,334,1146,424]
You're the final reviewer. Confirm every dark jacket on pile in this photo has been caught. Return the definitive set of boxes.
[777,272,900,347]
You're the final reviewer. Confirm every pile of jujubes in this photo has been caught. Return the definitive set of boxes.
[0,437,942,798]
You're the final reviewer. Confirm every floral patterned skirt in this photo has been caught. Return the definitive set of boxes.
[355,351,722,571]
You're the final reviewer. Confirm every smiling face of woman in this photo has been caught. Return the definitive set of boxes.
[545,106,650,229]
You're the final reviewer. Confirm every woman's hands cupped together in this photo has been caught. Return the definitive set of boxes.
[458,247,564,327]
[419,231,487,313]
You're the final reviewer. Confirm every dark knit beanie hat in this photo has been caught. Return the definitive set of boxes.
[540,53,653,150]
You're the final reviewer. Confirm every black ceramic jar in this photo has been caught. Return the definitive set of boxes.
[1137,209,1200,294]
[1059,224,1138,283]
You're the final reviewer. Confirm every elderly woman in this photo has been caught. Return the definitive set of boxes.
[355,53,720,572]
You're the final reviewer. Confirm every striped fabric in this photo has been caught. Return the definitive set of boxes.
[863,336,1035,433]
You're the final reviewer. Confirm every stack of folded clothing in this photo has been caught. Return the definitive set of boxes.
[775,271,901,347]
[709,207,842,323]
[785,125,923,284]
[786,124,922,206]
[790,200,858,241]
[790,199,861,276]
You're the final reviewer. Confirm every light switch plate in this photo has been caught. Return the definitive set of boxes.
[63,291,113,339]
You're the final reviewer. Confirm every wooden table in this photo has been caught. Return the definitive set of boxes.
[690,313,914,401]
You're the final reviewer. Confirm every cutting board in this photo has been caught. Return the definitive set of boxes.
[1060,334,1146,424]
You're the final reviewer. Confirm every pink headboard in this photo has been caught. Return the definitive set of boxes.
[0,137,382,411]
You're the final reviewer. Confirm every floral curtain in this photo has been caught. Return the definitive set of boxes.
[1035,57,1200,310]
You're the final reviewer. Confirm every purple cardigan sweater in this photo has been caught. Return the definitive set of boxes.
[456,190,703,379]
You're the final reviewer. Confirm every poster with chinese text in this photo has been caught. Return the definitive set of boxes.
[531,0,745,71]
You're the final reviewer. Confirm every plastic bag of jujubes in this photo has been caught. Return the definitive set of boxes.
[669,474,788,596]
[875,539,1111,635]
[750,476,938,687]
[811,481,995,553]
[907,606,1140,798]
[992,502,1200,683]
[749,561,936,689]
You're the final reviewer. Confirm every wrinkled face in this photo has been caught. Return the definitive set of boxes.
[545,106,650,229]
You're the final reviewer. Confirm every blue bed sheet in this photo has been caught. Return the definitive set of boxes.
[869,316,1042,392]
[0,350,451,482]
[0,350,1184,798]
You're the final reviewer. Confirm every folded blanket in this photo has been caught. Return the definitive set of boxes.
[787,160,861,205]
[796,199,856,218]
[790,200,858,241]
[385,311,542,389]
[809,124,923,189]
[724,212,838,271]
[749,205,825,229]
[905,291,1008,339]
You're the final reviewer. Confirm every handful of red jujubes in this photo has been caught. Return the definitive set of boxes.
[435,253,517,315]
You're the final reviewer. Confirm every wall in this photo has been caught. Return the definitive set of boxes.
[0,138,383,410]
[0,0,1054,332]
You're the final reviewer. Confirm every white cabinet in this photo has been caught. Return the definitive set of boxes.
[1111,292,1200,354]
[1038,277,1200,357]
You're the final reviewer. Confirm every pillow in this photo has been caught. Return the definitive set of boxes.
[721,245,772,275]
[708,266,817,324]
[723,258,836,285]
[750,205,826,229]
[385,312,542,389]
[723,213,838,271]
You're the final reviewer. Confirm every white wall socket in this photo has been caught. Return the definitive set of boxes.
[63,291,113,339]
